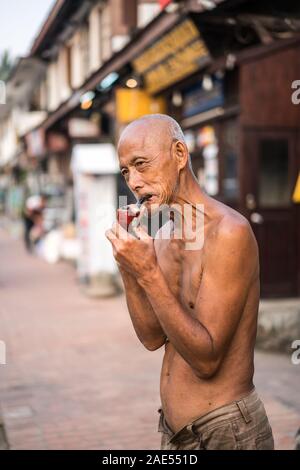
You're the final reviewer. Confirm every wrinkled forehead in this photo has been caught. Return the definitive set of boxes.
[118,127,147,154]
[118,121,171,163]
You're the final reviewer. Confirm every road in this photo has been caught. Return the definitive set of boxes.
[0,227,299,450]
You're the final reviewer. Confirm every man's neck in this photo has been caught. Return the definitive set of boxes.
[171,169,207,209]
[167,170,209,240]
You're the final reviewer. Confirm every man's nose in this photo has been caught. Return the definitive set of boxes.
[127,168,144,193]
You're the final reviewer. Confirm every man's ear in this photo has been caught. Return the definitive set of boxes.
[173,141,189,171]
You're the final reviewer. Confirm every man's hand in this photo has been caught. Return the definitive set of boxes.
[105,222,158,281]
[106,220,167,351]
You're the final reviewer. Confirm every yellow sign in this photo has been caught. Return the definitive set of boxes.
[115,88,166,124]
[134,20,200,73]
[292,172,300,203]
[132,18,210,95]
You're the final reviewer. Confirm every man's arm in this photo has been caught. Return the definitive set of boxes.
[120,267,167,351]
[138,218,259,378]
[107,221,166,351]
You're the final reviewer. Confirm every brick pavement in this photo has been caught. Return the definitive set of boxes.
[0,228,299,450]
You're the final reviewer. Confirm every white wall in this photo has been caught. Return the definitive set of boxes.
[57,47,72,102]
[0,115,18,166]
[47,61,59,111]
[89,5,102,73]
[138,2,160,28]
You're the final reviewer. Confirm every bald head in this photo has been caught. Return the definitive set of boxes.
[117,114,192,205]
[118,114,186,151]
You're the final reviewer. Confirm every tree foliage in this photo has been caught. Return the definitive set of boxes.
[0,50,13,82]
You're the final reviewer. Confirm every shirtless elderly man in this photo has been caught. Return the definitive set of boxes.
[106,114,274,450]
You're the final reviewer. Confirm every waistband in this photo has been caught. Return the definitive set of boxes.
[189,387,260,428]
[159,387,263,442]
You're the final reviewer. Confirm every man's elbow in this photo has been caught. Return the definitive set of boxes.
[142,336,167,351]
[193,358,221,380]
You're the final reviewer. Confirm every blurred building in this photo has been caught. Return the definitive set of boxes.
[0,58,46,216]
[0,0,300,297]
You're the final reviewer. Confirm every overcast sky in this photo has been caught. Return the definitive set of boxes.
[0,0,55,60]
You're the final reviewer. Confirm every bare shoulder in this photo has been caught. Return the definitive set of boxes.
[207,198,256,243]
[205,201,259,275]
[219,208,256,247]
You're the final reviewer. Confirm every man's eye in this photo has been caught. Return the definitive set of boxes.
[136,161,146,168]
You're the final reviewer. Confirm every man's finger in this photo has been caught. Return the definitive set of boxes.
[112,221,135,240]
[105,229,118,243]
[105,230,122,257]
[131,224,151,241]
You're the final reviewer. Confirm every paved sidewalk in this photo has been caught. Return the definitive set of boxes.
[0,228,299,450]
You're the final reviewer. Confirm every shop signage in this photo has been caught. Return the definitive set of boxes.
[159,0,172,8]
[71,144,118,280]
[182,78,224,118]
[116,88,166,123]
[132,18,210,94]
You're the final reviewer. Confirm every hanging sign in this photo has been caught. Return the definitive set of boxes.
[292,172,300,203]
[132,18,211,94]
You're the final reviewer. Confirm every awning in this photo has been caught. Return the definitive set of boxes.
[33,9,181,132]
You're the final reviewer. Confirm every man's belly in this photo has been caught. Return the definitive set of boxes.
[160,342,254,433]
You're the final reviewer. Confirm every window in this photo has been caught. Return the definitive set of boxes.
[259,139,290,207]
[100,4,111,62]
[66,45,72,89]
[80,25,89,80]
[222,119,239,200]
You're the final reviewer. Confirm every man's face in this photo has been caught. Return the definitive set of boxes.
[118,124,179,210]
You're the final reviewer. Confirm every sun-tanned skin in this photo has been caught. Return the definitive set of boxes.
[106,115,260,433]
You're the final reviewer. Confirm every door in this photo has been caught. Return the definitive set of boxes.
[242,130,298,297]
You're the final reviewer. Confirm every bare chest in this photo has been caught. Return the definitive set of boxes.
[154,237,204,310]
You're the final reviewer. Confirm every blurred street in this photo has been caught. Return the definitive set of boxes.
[0,226,299,450]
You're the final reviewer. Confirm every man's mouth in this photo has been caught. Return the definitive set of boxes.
[138,194,155,205]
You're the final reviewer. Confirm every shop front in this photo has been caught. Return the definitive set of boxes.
[128,7,300,297]
[177,71,240,212]
[239,42,300,297]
